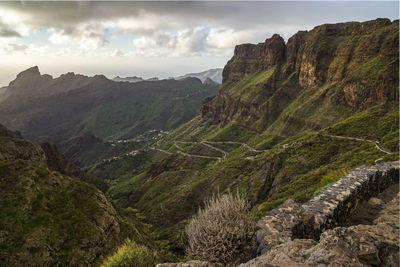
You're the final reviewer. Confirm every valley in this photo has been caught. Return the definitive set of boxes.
[0,15,398,267]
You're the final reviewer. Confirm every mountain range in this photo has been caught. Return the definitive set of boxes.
[174,68,223,83]
[112,68,223,84]
[0,18,398,265]
[0,67,218,166]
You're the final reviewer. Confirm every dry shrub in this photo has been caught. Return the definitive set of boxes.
[186,192,256,265]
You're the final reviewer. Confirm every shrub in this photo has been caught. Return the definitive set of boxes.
[186,192,256,265]
[101,239,158,267]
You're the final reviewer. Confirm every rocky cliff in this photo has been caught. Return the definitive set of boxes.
[201,18,399,133]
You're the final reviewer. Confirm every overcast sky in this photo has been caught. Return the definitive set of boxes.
[0,1,398,86]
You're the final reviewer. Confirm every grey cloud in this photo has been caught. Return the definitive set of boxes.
[6,43,27,52]
[0,1,398,56]
[0,19,21,38]
[2,1,398,33]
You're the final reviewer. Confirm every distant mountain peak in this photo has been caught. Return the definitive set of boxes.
[16,66,41,79]
[175,68,223,83]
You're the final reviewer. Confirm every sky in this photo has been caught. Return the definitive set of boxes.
[0,1,398,86]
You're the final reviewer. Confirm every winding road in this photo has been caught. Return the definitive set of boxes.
[327,135,392,154]
[136,134,394,164]
[170,140,268,161]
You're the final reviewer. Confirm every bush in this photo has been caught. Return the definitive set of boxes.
[186,192,256,265]
[101,239,158,267]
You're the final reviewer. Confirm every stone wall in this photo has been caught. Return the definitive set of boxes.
[255,161,399,255]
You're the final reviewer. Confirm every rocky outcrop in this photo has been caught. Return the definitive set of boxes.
[255,161,399,255]
[40,142,86,178]
[0,126,46,162]
[222,34,285,83]
[157,260,223,267]
[241,192,400,267]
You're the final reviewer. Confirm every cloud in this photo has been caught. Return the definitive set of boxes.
[0,1,398,57]
[0,20,21,38]
[48,22,109,49]
[0,43,27,53]
[0,0,397,86]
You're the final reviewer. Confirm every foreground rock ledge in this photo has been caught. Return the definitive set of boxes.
[241,192,399,266]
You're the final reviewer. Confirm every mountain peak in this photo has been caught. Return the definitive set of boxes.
[16,66,41,79]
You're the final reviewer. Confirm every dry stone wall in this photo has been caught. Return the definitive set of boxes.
[255,161,399,255]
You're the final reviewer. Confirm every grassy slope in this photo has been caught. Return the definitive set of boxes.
[78,80,218,140]
[103,94,398,255]
[104,102,398,253]
[99,21,399,255]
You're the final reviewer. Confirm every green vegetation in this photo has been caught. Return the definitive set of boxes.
[102,239,159,267]
[221,67,276,102]
[3,19,398,264]
[324,102,399,151]
[96,21,399,255]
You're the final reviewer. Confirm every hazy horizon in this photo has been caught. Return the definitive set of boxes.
[0,1,398,86]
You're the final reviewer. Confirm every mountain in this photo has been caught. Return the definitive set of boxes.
[112,76,144,83]
[96,18,399,253]
[0,124,153,265]
[175,68,223,84]
[112,76,160,83]
[0,69,218,165]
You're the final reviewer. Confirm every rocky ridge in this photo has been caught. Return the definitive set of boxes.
[201,18,398,131]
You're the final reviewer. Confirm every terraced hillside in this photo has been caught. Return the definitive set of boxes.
[95,18,399,253]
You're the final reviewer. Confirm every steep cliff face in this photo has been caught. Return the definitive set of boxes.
[202,18,399,132]
[222,34,286,83]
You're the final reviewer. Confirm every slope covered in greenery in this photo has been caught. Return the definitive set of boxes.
[94,19,399,254]
[0,125,159,265]
[0,69,218,167]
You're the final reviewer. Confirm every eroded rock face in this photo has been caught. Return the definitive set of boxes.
[222,34,285,83]
[202,19,398,130]
[241,193,400,267]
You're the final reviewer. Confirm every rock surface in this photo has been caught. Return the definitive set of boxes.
[157,260,223,267]
[255,161,399,255]
[241,192,400,267]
